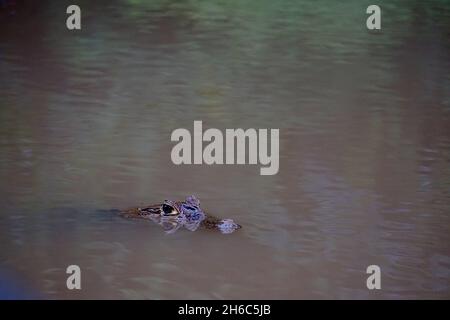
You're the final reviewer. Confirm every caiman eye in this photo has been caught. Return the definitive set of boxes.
[162,204,177,215]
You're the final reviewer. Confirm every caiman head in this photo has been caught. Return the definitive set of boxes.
[123,195,240,234]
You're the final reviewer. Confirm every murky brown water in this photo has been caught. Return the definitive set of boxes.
[1,0,449,299]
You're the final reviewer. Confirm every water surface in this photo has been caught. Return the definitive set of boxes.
[0,0,449,299]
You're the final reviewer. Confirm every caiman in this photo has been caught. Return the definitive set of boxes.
[120,195,241,234]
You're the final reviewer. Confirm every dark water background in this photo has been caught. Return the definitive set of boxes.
[0,0,449,299]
